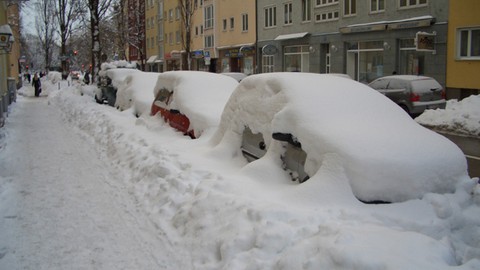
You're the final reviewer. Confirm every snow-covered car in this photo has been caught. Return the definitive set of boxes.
[96,62,138,107]
[368,75,446,115]
[151,71,239,138]
[221,72,247,82]
[114,71,160,117]
[211,72,468,203]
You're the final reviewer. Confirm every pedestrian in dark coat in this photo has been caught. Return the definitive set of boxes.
[32,73,41,97]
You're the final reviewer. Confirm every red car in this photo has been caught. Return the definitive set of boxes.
[151,88,193,137]
[150,71,239,138]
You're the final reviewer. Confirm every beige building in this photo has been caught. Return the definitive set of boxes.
[216,0,256,74]
[0,1,17,126]
[164,0,183,71]
[145,0,165,72]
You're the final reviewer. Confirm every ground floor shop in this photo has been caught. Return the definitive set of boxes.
[257,17,447,87]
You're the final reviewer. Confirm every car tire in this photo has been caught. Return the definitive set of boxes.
[95,95,103,104]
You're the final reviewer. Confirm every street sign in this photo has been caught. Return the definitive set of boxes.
[416,31,436,53]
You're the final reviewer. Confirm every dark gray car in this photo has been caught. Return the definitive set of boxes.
[368,75,446,115]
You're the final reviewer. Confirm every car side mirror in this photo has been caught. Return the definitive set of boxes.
[272,132,302,148]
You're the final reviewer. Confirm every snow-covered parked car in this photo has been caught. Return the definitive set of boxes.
[151,71,239,138]
[211,72,468,203]
[114,71,160,117]
[96,61,137,107]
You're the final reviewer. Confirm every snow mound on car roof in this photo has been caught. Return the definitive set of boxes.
[213,72,468,203]
[153,71,239,136]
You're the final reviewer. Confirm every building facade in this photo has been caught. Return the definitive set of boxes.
[0,1,16,127]
[446,0,480,99]
[215,0,256,75]
[257,0,448,86]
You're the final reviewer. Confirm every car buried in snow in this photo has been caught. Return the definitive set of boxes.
[95,61,138,107]
[211,72,468,203]
[151,71,239,138]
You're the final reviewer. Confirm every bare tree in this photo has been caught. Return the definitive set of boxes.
[55,0,83,79]
[126,0,145,70]
[35,0,56,71]
[86,0,114,82]
[112,0,128,61]
[178,0,194,70]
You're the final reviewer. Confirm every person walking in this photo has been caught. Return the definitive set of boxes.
[32,73,42,97]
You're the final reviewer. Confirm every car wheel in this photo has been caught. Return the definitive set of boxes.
[95,95,103,104]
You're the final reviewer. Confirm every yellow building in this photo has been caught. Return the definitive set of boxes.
[145,0,164,72]
[164,0,183,71]
[190,0,207,71]
[0,1,17,127]
[216,0,256,75]
[447,0,480,99]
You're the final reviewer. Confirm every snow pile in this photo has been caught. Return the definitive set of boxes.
[43,77,480,269]
[99,60,137,72]
[416,95,480,137]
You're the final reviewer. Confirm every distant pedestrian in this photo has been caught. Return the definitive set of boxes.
[32,73,41,97]
[84,71,90,85]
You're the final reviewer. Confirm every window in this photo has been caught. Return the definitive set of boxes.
[176,31,181,44]
[176,7,180,20]
[169,9,173,21]
[284,3,292,25]
[399,0,427,8]
[262,55,274,73]
[264,6,276,28]
[284,45,310,72]
[302,0,311,22]
[195,26,199,36]
[169,32,173,45]
[205,35,214,48]
[316,0,338,7]
[315,11,339,22]
[370,0,384,12]
[344,0,356,16]
[458,28,480,59]
[223,19,227,31]
[230,17,234,30]
[158,2,164,19]
[204,5,214,29]
[242,13,248,31]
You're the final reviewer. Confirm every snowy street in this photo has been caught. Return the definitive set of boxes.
[0,75,479,270]
[0,96,182,269]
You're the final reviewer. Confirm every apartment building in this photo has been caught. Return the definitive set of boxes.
[446,0,480,99]
[257,0,448,85]
[215,0,256,74]
[0,1,16,127]
[145,0,162,72]
[164,0,183,71]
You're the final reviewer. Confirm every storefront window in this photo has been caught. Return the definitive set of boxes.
[346,41,384,83]
[284,45,310,72]
[243,57,254,75]
[399,38,425,75]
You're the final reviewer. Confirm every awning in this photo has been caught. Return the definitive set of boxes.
[274,32,309,41]
[147,55,157,64]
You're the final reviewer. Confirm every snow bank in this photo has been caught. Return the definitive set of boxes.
[416,95,480,137]
[43,79,480,269]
